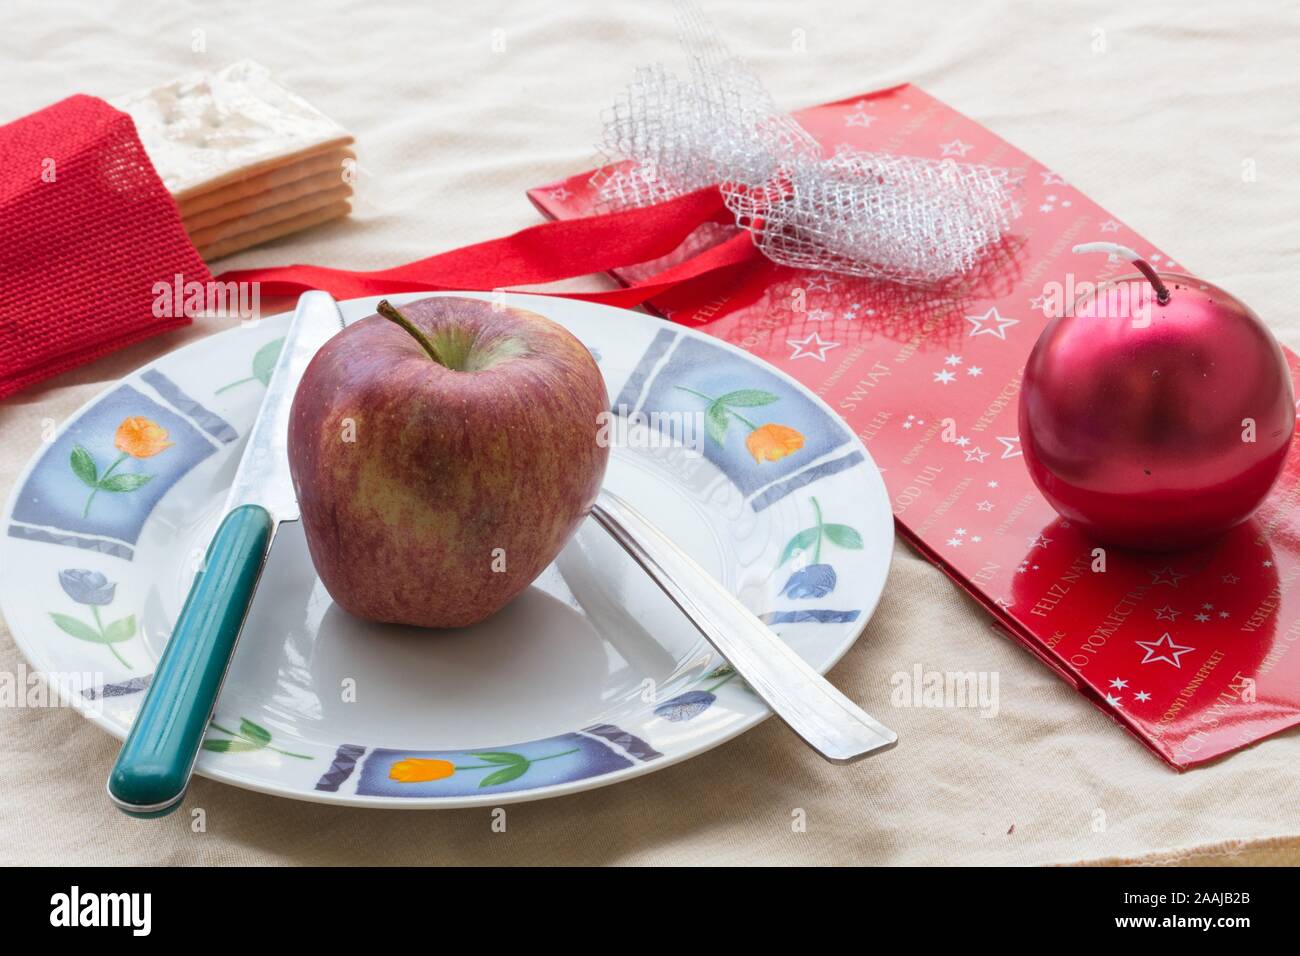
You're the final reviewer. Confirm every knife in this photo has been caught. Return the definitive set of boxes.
[107,291,344,817]
[590,489,897,764]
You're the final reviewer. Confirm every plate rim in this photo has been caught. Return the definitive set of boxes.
[1,291,895,809]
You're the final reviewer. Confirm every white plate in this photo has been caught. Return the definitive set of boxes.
[1,292,893,808]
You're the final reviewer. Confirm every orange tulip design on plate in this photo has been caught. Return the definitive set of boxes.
[745,423,806,462]
[389,748,579,789]
[389,758,456,783]
[71,417,174,518]
[674,386,806,463]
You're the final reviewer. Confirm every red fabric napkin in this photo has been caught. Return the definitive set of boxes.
[0,95,211,399]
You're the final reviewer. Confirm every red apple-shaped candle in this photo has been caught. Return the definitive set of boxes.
[1019,244,1295,550]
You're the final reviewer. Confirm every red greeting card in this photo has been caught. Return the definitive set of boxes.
[528,83,1300,769]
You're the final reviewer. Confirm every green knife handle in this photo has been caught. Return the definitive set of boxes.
[108,504,273,818]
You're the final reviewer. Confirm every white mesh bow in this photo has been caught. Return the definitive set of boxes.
[592,3,1022,285]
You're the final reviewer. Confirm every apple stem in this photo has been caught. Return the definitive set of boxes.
[377,300,448,365]
[1072,242,1171,305]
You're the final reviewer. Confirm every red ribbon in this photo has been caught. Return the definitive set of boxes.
[218,186,762,310]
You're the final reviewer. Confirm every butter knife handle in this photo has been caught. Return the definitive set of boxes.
[107,504,274,817]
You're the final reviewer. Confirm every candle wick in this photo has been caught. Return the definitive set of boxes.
[1072,242,1171,305]
[1131,259,1172,304]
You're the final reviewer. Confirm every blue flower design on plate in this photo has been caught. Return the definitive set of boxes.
[655,690,717,722]
[763,496,865,624]
[780,563,837,598]
[58,568,116,605]
[49,568,135,669]
[653,666,743,722]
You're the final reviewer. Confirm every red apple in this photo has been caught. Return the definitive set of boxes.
[288,296,610,627]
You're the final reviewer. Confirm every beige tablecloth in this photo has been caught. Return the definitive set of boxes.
[2,0,1298,866]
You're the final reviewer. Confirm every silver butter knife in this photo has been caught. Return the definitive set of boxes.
[591,489,897,764]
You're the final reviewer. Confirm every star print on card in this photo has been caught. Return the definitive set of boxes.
[996,436,1021,459]
[1038,194,1072,214]
[1136,633,1196,668]
[964,307,1018,339]
[1149,566,1188,588]
[787,332,839,362]
[804,273,839,293]
[939,139,973,157]
[1154,604,1181,622]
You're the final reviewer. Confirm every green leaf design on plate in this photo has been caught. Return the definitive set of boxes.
[779,527,820,566]
[204,717,311,759]
[705,403,730,445]
[50,612,103,643]
[470,751,526,766]
[70,446,97,487]
[202,739,263,754]
[252,338,284,386]
[97,473,153,493]
[239,718,272,747]
[101,615,136,644]
[823,524,864,549]
[715,389,779,407]
[479,762,531,788]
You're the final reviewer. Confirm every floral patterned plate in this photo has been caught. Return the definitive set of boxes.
[0,292,893,808]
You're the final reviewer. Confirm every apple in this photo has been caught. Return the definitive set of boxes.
[288,295,610,628]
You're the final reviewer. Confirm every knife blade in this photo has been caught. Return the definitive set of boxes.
[107,291,345,817]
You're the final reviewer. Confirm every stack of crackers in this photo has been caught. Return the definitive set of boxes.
[114,60,353,261]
